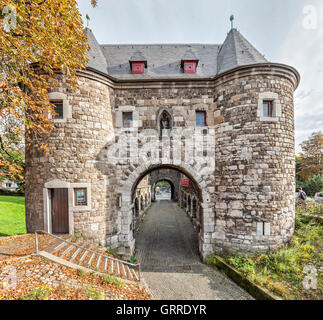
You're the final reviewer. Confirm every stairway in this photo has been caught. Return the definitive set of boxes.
[36,232,140,282]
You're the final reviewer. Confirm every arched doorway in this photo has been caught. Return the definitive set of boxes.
[119,163,213,260]
[153,179,175,201]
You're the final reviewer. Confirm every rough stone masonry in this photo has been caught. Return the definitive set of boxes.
[25,27,300,260]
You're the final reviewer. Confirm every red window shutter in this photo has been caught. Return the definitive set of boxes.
[132,62,145,74]
[181,178,190,187]
[184,61,197,74]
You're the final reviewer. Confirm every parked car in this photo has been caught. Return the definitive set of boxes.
[314,192,323,204]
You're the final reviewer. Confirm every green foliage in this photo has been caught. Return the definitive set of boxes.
[83,286,104,300]
[306,174,323,197]
[129,256,137,264]
[101,275,123,286]
[0,188,24,196]
[156,181,171,188]
[296,174,323,197]
[77,269,88,278]
[215,206,323,299]
[20,286,52,300]
[106,249,117,257]
[228,254,255,275]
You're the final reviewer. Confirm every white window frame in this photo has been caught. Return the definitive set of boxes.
[257,92,282,122]
[115,106,141,130]
[48,92,71,123]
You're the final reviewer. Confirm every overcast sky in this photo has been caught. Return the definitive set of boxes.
[77,0,323,154]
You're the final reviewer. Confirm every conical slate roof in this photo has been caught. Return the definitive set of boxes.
[84,28,108,74]
[217,28,267,74]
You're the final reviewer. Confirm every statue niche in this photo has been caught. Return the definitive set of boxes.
[159,110,172,137]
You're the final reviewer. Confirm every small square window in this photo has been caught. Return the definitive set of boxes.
[123,112,133,128]
[263,101,273,117]
[196,111,206,127]
[74,188,87,206]
[51,100,64,119]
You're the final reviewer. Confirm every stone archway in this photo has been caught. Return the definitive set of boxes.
[119,161,214,260]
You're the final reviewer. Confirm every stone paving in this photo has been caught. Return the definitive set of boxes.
[135,201,253,300]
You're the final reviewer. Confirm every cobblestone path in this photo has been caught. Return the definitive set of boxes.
[135,201,253,300]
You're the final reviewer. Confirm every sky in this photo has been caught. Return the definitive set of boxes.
[77,0,323,154]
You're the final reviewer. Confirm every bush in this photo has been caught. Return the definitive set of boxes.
[296,174,323,197]
[0,188,24,196]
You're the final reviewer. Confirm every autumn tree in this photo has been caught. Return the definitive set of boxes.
[0,0,92,181]
[298,132,323,182]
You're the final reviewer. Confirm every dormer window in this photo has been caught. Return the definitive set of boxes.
[131,61,145,75]
[129,50,147,75]
[181,49,199,74]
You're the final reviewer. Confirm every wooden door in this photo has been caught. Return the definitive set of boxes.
[51,188,69,234]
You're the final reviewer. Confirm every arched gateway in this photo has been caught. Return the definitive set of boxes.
[25,27,300,261]
[120,163,212,258]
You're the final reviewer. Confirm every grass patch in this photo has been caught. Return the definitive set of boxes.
[101,275,123,287]
[0,196,26,237]
[209,206,323,300]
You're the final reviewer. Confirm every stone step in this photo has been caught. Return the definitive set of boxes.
[50,241,67,254]
[132,268,139,281]
[85,252,95,269]
[59,244,74,258]
[69,247,82,263]
[77,249,90,266]
[95,255,102,271]
[126,265,133,281]
[116,261,120,276]
[121,263,126,279]
[103,257,108,273]
[39,235,140,282]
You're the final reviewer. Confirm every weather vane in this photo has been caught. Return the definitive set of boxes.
[230,14,234,29]
[86,14,90,28]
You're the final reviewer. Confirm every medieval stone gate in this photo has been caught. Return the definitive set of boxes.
[25,27,300,260]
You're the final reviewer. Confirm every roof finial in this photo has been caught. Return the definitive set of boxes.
[86,14,90,28]
[230,14,234,29]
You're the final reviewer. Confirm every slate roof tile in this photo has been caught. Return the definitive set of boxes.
[84,28,267,79]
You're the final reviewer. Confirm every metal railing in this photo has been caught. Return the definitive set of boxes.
[35,230,141,281]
